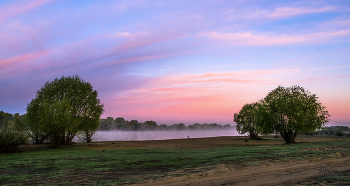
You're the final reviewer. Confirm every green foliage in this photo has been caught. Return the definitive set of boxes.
[14,113,28,131]
[115,117,126,130]
[100,117,115,130]
[234,102,262,139]
[316,170,350,183]
[143,120,158,130]
[26,75,104,146]
[99,118,231,131]
[78,118,101,143]
[0,130,29,153]
[0,111,15,130]
[256,85,330,143]
[168,123,186,130]
[158,124,168,130]
[126,120,141,130]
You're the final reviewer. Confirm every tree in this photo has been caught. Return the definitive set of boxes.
[14,113,28,131]
[26,75,104,146]
[78,118,100,143]
[126,120,140,130]
[0,111,15,130]
[190,123,201,130]
[115,117,126,130]
[100,117,115,130]
[257,85,330,143]
[158,124,168,130]
[234,102,262,139]
[170,123,186,130]
[143,120,158,130]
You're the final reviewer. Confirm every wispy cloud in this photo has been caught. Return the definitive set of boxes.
[0,0,53,22]
[294,74,350,83]
[247,6,338,19]
[199,30,350,46]
[0,50,49,69]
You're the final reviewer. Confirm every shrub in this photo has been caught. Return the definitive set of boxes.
[336,131,344,136]
[0,130,29,153]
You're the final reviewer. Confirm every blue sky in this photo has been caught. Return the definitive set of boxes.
[1,0,350,125]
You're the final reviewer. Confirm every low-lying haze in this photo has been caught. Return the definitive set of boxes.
[74,130,241,142]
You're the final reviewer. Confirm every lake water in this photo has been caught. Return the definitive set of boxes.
[76,130,241,142]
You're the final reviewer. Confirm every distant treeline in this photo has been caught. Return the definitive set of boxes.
[0,112,232,131]
[100,117,232,131]
[0,111,26,131]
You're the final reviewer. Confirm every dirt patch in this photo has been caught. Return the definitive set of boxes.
[135,157,350,186]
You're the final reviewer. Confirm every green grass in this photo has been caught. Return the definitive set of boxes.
[315,170,350,185]
[1,138,350,185]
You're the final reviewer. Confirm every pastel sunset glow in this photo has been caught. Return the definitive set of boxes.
[1,0,349,126]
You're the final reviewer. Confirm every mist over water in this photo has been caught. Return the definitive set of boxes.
[76,129,241,142]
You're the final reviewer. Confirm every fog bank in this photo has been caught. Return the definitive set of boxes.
[75,129,241,142]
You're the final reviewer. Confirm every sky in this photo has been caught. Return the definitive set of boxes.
[0,0,349,126]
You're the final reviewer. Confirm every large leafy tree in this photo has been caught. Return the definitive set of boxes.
[234,102,262,139]
[26,75,104,146]
[257,85,330,143]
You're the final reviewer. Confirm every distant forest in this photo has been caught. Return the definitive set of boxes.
[0,111,232,131]
[100,117,232,131]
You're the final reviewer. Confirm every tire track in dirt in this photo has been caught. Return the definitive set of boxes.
[138,157,350,186]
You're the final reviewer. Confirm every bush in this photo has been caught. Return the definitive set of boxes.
[0,130,29,153]
[336,131,344,136]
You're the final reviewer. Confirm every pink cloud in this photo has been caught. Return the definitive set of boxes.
[0,28,188,78]
[96,54,172,66]
[294,74,350,82]
[183,69,300,79]
[0,50,49,68]
[0,0,53,22]
[199,30,350,46]
[101,67,350,124]
[248,6,338,19]
[101,69,301,121]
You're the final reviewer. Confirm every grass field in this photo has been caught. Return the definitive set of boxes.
[1,135,350,185]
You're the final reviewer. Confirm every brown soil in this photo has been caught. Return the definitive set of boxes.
[134,157,350,186]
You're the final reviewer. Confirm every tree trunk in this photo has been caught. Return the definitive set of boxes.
[281,130,297,144]
[249,131,258,140]
[86,131,93,143]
